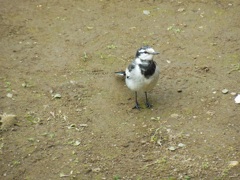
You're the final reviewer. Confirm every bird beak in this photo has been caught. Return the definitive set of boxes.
[152,52,159,55]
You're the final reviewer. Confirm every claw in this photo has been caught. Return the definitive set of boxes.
[145,102,152,108]
[132,92,141,110]
[145,92,153,109]
[133,102,141,110]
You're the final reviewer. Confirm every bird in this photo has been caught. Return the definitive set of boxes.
[115,46,160,109]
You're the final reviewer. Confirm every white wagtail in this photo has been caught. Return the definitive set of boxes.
[115,46,160,109]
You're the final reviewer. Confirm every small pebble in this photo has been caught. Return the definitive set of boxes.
[22,83,27,87]
[178,143,186,147]
[143,10,150,15]
[206,111,215,116]
[53,93,61,98]
[177,8,185,12]
[177,89,182,93]
[235,94,240,104]
[92,167,101,172]
[73,140,81,146]
[171,114,179,118]
[6,93,13,98]
[230,92,237,96]
[168,146,176,151]
[157,139,162,146]
[222,89,228,94]
[228,161,239,167]
[79,124,88,127]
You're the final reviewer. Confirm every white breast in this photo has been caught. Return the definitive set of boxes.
[125,63,160,92]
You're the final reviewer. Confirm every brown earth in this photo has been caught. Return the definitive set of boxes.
[0,0,240,179]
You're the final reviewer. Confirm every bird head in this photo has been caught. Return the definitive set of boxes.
[135,46,159,61]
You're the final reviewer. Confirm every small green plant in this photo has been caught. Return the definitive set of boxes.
[159,157,167,164]
[12,160,21,166]
[25,115,37,124]
[22,81,33,88]
[202,162,209,169]
[113,175,121,180]
[184,175,191,180]
[142,41,150,46]
[107,44,117,49]
[5,81,11,92]
[167,177,177,180]
[99,53,107,59]
[25,112,41,124]
[221,167,230,178]
[0,141,3,154]
[150,128,160,142]
[167,25,182,33]
[228,63,240,74]
[81,52,88,61]
[28,137,35,141]
[42,132,55,139]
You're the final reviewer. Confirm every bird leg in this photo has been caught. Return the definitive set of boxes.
[133,92,140,110]
[145,92,152,108]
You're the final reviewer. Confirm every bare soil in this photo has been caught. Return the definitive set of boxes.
[0,0,240,179]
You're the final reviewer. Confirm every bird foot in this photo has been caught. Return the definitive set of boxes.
[132,103,141,110]
[145,102,152,108]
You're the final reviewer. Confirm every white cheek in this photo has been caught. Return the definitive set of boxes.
[139,54,153,60]
[139,54,147,59]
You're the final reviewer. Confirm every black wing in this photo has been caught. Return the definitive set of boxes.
[127,61,136,72]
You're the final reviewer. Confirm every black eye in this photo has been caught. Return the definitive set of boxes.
[144,51,149,54]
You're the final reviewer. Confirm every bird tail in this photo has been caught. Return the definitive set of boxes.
[115,71,126,76]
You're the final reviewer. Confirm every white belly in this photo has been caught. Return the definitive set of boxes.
[125,65,160,92]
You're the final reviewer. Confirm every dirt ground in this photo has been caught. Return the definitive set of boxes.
[0,0,240,179]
